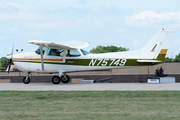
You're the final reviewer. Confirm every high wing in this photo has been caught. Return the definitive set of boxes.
[27,40,79,71]
[58,40,90,49]
[28,40,78,50]
[75,42,90,49]
[27,40,89,71]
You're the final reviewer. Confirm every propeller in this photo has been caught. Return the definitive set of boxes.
[8,45,14,74]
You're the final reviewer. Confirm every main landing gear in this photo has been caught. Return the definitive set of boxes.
[52,73,70,84]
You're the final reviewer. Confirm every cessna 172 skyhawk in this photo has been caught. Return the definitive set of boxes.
[7,29,174,84]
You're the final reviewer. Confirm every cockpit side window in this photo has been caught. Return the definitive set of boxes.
[81,49,90,55]
[66,50,81,57]
[47,48,64,57]
[35,47,46,55]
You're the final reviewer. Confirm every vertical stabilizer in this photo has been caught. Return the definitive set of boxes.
[140,29,175,59]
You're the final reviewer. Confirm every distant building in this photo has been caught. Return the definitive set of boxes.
[6,65,20,72]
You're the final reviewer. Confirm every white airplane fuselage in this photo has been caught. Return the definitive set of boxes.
[13,49,131,73]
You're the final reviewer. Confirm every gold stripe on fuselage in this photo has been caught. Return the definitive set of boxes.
[13,58,63,62]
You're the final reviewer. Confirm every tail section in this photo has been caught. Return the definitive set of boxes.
[140,29,175,61]
[155,49,168,63]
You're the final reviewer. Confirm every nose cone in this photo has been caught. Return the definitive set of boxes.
[13,52,32,59]
[11,52,33,72]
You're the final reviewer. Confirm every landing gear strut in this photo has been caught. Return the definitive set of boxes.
[51,73,70,84]
[61,73,70,83]
[23,72,31,84]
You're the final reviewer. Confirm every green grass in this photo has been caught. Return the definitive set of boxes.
[0,91,180,120]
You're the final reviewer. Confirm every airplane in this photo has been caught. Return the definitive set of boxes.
[6,28,175,84]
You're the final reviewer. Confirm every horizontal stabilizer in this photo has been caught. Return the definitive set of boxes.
[137,60,162,63]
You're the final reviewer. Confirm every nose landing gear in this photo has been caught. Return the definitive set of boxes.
[61,73,70,83]
[23,72,31,84]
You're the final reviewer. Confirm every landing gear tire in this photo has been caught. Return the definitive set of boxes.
[52,76,61,84]
[61,75,70,84]
[23,77,30,84]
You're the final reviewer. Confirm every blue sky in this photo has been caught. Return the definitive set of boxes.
[0,0,180,59]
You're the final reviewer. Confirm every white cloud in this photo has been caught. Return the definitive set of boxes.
[25,21,66,29]
[124,39,144,50]
[131,39,142,46]
[0,2,104,30]
[173,38,180,44]
[67,19,104,30]
[0,12,43,21]
[78,0,87,5]
[6,2,24,9]
[25,19,104,30]
[0,2,42,20]
[125,11,180,26]
[10,27,18,32]
[92,20,103,27]
[0,2,25,11]
[117,28,126,32]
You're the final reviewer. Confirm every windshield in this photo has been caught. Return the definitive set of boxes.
[81,49,90,55]
[35,47,46,55]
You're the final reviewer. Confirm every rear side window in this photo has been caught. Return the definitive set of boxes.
[47,49,64,57]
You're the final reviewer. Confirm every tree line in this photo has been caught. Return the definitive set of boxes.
[0,57,9,71]
[90,45,129,53]
[165,53,180,62]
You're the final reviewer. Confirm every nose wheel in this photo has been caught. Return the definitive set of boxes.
[23,72,31,84]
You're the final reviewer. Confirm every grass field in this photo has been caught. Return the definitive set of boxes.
[0,91,180,120]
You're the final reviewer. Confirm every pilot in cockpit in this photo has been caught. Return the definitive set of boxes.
[66,50,72,57]
[50,49,57,56]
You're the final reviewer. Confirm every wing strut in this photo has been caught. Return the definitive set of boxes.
[39,45,44,71]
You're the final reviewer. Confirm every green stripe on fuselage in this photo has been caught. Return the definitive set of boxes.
[13,58,163,67]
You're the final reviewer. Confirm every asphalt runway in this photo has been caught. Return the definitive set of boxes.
[0,83,180,91]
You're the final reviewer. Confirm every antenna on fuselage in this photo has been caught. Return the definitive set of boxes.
[16,49,23,53]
